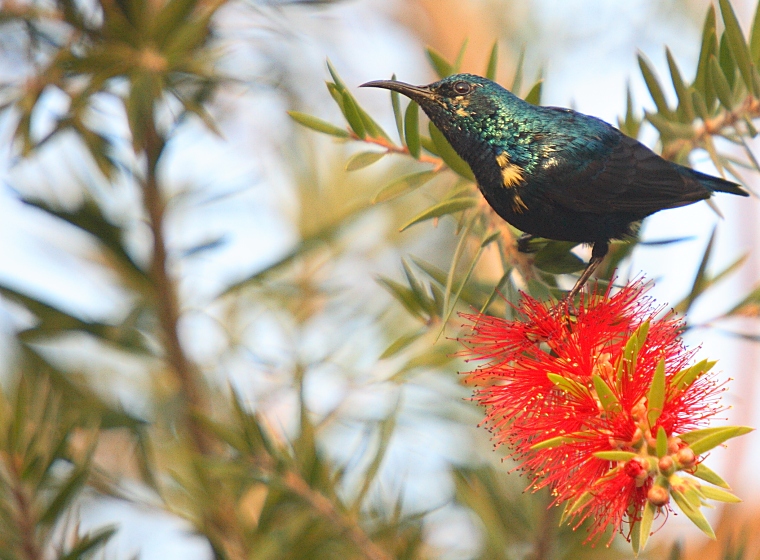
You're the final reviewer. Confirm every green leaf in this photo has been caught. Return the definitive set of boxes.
[404,101,421,158]
[377,277,425,320]
[326,59,348,92]
[523,80,543,106]
[656,426,668,458]
[709,55,734,109]
[694,6,718,103]
[638,53,670,114]
[547,373,591,399]
[698,484,741,503]
[719,0,756,94]
[616,321,649,386]
[399,197,476,232]
[429,123,475,180]
[647,359,666,426]
[530,432,586,450]
[40,467,89,525]
[452,39,468,74]
[485,41,499,80]
[691,462,730,489]
[287,111,349,138]
[666,47,695,121]
[511,47,526,94]
[379,330,426,359]
[751,1,760,62]
[371,170,438,204]
[593,450,637,462]
[671,488,716,539]
[60,526,117,560]
[671,359,716,392]
[426,46,453,78]
[532,241,585,274]
[560,491,594,524]
[345,150,386,171]
[592,374,620,412]
[341,91,366,138]
[390,73,404,142]
[632,500,657,554]
[682,426,754,455]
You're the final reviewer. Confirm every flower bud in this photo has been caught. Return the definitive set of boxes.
[647,485,670,506]
[658,455,675,476]
[676,447,696,469]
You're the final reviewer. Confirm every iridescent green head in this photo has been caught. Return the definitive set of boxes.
[361,73,525,158]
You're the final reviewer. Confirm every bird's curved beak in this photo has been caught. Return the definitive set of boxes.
[360,80,435,102]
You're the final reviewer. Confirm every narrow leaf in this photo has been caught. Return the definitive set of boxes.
[593,451,637,462]
[666,47,695,121]
[708,55,734,109]
[638,53,670,114]
[345,150,385,171]
[683,426,754,455]
[524,79,543,106]
[592,374,620,412]
[656,426,668,458]
[698,484,741,503]
[390,73,404,141]
[547,373,591,399]
[671,489,716,539]
[404,101,420,158]
[429,123,475,180]
[647,359,666,426]
[635,501,657,554]
[426,46,453,78]
[531,433,586,450]
[342,92,366,138]
[719,0,756,95]
[691,462,731,489]
[399,197,477,232]
[485,41,499,80]
[371,170,438,204]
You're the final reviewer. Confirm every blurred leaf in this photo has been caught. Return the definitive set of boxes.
[638,53,670,115]
[390,73,404,142]
[523,79,543,106]
[371,170,438,204]
[485,41,498,81]
[698,484,741,503]
[288,111,349,138]
[404,101,421,158]
[341,91,366,138]
[429,123,475,180]
[751,1,760,62]
[666,47,695,121]
[719,0,756,95]
[426,46,452,78]
[379,330,426,359]
[345,150,386,171]
[532,241,585,274]
[60,526,117,560]
[511,47,526,94]
[710,54,735,109]
[399,197,476,232]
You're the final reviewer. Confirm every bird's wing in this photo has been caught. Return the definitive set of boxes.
[538,127,709,215]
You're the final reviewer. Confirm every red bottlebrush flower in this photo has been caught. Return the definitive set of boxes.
[458,281,740,548]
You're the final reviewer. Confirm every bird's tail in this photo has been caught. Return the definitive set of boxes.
[689,168,749,197]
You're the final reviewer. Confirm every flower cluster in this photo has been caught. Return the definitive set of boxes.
[460,281,749,551]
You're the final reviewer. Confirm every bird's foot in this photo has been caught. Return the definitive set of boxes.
[516,233,538,253]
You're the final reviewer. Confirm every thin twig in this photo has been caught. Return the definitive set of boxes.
[349,132,444,169]
[142,122,212,454]
[281,470,393,560]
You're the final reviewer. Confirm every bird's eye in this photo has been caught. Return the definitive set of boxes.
[453,81,472,95]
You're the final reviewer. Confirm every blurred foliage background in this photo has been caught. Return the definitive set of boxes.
[1,0,760,558]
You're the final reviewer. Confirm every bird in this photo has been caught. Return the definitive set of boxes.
[361,73,749,302]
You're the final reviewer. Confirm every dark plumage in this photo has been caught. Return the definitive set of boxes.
[362,73,749,299]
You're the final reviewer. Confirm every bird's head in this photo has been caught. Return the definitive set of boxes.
[361,73,519,149]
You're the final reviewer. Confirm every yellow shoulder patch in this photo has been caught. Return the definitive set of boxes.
[495,152,528,213]
[495,152,525,189]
